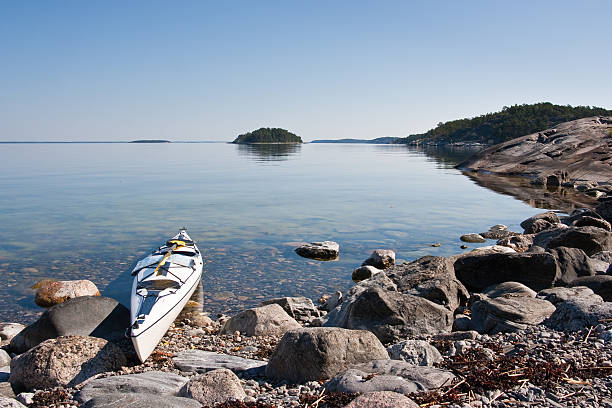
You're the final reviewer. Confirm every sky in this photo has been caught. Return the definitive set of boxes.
[1,1,611,142]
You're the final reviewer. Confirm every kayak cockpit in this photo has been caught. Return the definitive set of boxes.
[137,278,180,291]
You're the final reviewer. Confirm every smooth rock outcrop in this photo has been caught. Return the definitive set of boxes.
[173,350,266,376]
[545,299,612,331]
[460,233,486,243]
[344,391,419,408]
[34,280,100,308]
[221,304,301,336]
[80,394,201,408]
[178,368,245,405]
[259,296,321,321]
[483,282,537,298]
[537,286,603,305]
[362,250,395,269]
[352,265,382,282]
[76,371,188,403]
[9,296,129,354]
[9,336,126,391]
[547,226,612,256]
[386,340,442,366]
[470,296,556,333]
[295,241,339,260]
[547,247,595,284]
[265,327,389,382]
[569,276,612,301]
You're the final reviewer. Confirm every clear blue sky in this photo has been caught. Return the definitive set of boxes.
[1,1,610,142]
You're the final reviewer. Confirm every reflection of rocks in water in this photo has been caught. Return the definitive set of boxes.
[404,145,483,169]
[236,144,301,162]
[463,171,598,213]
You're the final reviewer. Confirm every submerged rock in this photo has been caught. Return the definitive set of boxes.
[295,241,339,260]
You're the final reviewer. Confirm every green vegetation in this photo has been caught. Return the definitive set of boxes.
[129,139,171,143]
[395,103,612,145]
[232,128,302,144]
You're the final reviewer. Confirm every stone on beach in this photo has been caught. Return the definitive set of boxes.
[0,350,10,368]
[0,397,26,408]
[220,303,301,336]
[545,299,612,331]
[295,241,339,260]
[80,394,201,408]
[259,296,321,321]
[386,340,442,366]
[520,212,560,234]
[537,286,603,305]
[9,336,126,391]
[178,368,245,405]
[547,247,595,285]
[344,391,419,408]
[0,324,24,344]
[482,281,537,298]
[469,296,556,334]
[265,327,389,382]
[460,233,486,243]
[34,279,100,308]
[546,226,612,256]
[569,275,612,301]
[596,198,612,224]
[362,249,395,269]
[173,350,266,376]
[352,265,382,282]
[496,234,534,252]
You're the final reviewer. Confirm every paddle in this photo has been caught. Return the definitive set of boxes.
[153,240,186,276]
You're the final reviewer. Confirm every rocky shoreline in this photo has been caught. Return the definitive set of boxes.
[1,199,612,407]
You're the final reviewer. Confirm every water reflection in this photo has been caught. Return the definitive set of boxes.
[236,143,302,162]
[408,145,483,169]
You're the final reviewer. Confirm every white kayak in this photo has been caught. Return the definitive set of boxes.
[129,229,203,362]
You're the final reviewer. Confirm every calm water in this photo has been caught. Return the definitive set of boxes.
[0,143,545,323]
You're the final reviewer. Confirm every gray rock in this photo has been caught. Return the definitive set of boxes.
[9,336,126,391]
[573,216,612,231]
[178,368,245,405]
[295,241,339,260]
[483,282,537,298]
[14,394,32,406]
[547,247,595,284]
[0,397,26,408]
[547,226,612,256]
[259,296,321,321]
[563,208,603,225]
[385,256,469,312]
[386,340,442,366]
[221,304,301,336]
[596,198,612,224]
[34,279,100,308]
[0,352,9,368]
[470,296,556,333]
[324,369,420,394]
[454,252,559,291]
[521,212,560,234]
[80,394,201,408]
[591,251,612,273]
[9,296,129,354]
[452,314,472,332]
[76,371,188,403]
[362,250,395,269]
[344,391,419,408]
[460,233,486,243]
[352,359,455,389]
[432,331,479,341]
[537,286,603,305]
[496,234,535,252]
[0,324,24,344]
[265,327,389,382]
[569,276,612,301]
[318,291,342,312]
[352,265,382,283]
[173,350,266,376]
[545,299,612,331]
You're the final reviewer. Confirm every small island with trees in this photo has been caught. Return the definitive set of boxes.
[232,128,302,144]
[129,139,171,143]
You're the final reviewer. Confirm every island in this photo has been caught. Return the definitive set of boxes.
[232,128,302,144]
[129,140,171,143]
[311,137,398,144]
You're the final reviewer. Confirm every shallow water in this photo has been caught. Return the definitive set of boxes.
[0,142,547,323]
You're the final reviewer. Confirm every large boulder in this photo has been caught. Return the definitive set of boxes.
[386,340,442,366]
[573,216,611,231]
[259,296,321,321]
[362,250,395,269]
[496,234,535,252]
[9,336,126,391]
[596,198,612,224]
[520,212,560,234]
[385,256,469,312]
[178,369,245,405]
[323,286,453,343]
[220,304,301,336]
[265,327,389,382]
[547,226,612,256]
[295,241,339,260]
[344,391,419,408]
[545,299,612,331]
[34,280,100,308]
[482,282,536,298]
[569,276,612,301]
[9,296,129,354]
[470,296,556,333]
[454,252,559,291]
[547,247,595,285]
[537,286,603,305]
[173,350,266,376]
[80,394,200,408]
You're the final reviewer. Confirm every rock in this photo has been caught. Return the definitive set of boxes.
[592,251,612,264]
[80,394,201,408]
[521,212,560,234]
[0,351,10,368]
[362,250,395,270]
[34,280,100,308]
[564,208,603,225]
[569,276,612,301]
[596,198,612,223]
[452,314,472,332]
[537,286,603,305]
[178,368,245,405]
[324,369,420,395]
[352,265,382,282]
[482,282,537,298]
[344,391,419,408]
[480,225,519,240]
[9,336,126,391]
[460,233,486,243]
[432,331,479,341]
[318,291,342,312]
[0,324,24,344]
[454,252,559,291]
[0,397,26,408]
[189,314,214,328]
[547,247,595,285]
[386,340,442,366]
[76,371,188,403]
[265,327,389,382]
[173,350,266,376]
[545,299,612,331]
[496,234,534,252]
[15,394,33,406]
[470,245,516,254]
[385,256,469,312]
[351,359,455,389]
[470,296,556,333]
[295,241,339,260]
[322,286,453,343]
[9,296,129,354]
[220,304,301,336]
[547,226,612,256]
[259,296,321,321]
[573,216,612,231]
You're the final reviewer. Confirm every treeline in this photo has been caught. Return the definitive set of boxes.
[395,103,612,145]
[232,128,302,144]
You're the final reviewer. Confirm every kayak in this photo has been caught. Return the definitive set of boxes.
[129,229,203,362]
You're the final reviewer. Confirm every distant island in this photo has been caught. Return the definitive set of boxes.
[311,137,398,144]
[394,103,612,146]
[232,128,302,144]
[129,140,171,143]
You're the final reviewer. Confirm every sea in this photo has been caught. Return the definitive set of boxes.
[0,142,569,323]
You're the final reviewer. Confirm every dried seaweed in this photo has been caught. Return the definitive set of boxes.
[299,391,359,407]
[205,402,277,408]
[30,389,72,408]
